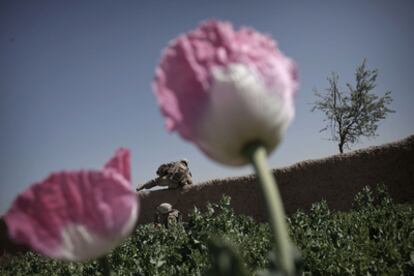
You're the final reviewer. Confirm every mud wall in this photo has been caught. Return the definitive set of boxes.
[1,135,414,255]
[138,135,414,223]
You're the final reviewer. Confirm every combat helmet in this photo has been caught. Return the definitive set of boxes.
[180,158,189,166]
[157,203,173,214]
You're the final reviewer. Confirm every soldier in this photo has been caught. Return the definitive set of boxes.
[154,203,182,228]
[136,159,192,191]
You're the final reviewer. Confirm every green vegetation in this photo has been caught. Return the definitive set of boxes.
[1,185,413,275]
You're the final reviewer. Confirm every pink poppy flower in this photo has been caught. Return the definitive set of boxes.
[3,148,139,261]
[154,20,298,165]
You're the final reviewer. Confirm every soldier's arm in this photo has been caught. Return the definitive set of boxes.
[184,175,193,185]
[136,178,158,191]
[186,170,193,185]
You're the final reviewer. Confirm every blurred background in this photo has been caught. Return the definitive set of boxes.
[1,0,413,212]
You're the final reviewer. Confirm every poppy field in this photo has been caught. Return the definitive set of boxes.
[1,185,413,275]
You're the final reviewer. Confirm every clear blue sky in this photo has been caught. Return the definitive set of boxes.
[1,1,413,213]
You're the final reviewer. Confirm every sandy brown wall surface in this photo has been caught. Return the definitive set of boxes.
[138,135,414,224]
[1,135,413,255]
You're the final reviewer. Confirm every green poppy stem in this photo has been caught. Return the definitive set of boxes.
[98,256,112,276]
[244,143,294,276]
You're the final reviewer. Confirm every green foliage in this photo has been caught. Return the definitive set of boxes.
[1,185,413,275]
[312,59,394,153]
[289,184,414,275]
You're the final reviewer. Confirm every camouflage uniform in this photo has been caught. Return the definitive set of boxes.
[136,159,192,191]
[154,203,182,228]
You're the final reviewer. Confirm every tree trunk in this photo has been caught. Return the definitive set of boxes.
[338,142,344,154]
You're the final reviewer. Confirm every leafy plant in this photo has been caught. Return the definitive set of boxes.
[289,184,414,275]
[1,185,413,275]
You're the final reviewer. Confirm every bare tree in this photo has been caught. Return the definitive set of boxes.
[312,60,394,153]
